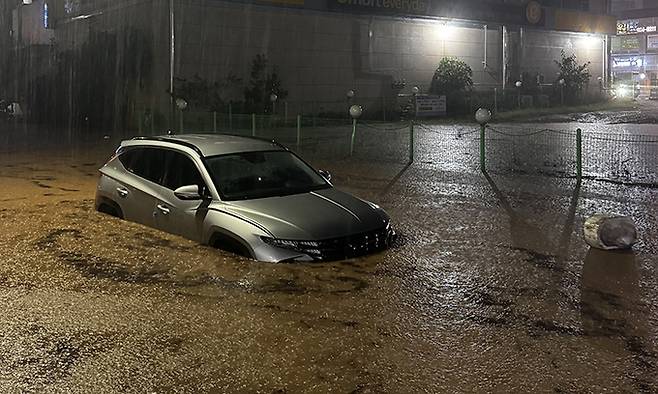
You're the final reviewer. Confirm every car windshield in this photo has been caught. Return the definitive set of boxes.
[205,150,330,201]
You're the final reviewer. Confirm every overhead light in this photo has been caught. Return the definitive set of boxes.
[579,35,600,48]
[434,21,456,39]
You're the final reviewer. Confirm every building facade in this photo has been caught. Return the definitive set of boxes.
[3,0,616,127]
[610,0,658,94]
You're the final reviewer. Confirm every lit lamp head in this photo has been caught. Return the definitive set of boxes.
[346,89,355,99]
[558,79,565,86]
[639,73,647,80]
[515,81,523,88]
[269,93,278,102]
[411,86,420,95]
[475,108,492,125]
[349,105,363,119]
[175,98,188,111]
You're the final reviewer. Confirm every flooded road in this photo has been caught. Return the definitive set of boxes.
[1,125,657,393]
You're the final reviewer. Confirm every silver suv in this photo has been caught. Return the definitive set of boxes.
[95,134,395,262]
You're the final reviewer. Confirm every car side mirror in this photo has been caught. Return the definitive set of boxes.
[318,169,332,182]
[174,184,203,200]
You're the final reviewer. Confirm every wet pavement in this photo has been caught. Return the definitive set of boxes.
[0,123,657,393]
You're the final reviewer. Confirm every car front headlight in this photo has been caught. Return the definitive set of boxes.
[261,237,323,259]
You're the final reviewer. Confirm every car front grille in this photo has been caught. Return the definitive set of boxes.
[264,225,395,261]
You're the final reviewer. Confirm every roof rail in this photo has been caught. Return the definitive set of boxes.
[132,136,204,157]
[205,133,290,151]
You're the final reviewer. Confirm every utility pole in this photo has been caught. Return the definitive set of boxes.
[169,0,176,131]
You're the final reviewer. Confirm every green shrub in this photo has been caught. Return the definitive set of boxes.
[429,58,473,114]
[554,50,591,104]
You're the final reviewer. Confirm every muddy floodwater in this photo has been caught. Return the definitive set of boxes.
[0,124,657,393]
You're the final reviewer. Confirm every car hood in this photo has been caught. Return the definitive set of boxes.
[214,188,388,240]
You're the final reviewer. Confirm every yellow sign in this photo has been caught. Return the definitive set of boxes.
[526,1,542,25]
[554,9,616,34]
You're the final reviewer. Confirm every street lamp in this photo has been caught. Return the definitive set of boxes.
[346,90,355,118]
[270,93,278,112]
[349,105,362,156]
[475,108,491,173]
[175,98,188,133]
[558,78,565,105]
[411,86,420,118]
[475,108,491,125]
[515,81,522,109]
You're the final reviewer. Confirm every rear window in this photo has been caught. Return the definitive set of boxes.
[118,147,166,184]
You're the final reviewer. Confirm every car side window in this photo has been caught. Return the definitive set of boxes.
[161,150,205,191]
[120,147,166,185]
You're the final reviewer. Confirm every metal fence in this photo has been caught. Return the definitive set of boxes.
[414,121,658,186]
[137,109,658,186]
[159,111,414,165]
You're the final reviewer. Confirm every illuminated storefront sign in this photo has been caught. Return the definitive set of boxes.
[612,56,644,69]
[648,35,658,51]
[617,19,657,35]
[611,35,641,53]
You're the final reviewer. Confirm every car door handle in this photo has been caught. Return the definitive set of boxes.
[157,204,170,215]
[116,187,129,198]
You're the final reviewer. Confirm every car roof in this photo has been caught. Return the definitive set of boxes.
[128,134,286,157]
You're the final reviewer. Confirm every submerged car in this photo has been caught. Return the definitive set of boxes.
[95,134,395,262]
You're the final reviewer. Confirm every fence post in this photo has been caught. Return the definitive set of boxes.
[480,123,486,172]
[408,120,414,164]
[296,114,301,151]
[576,128,582,180]
[251,113,256,137]
[180,111,184,134]
[138,111,143,135]
[350,118,357,156]
[213,111,217,132]
[494,88,498,114]
[228,103,233,130]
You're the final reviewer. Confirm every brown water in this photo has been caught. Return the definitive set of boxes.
[0,128,656,393]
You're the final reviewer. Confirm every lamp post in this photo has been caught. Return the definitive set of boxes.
[349,104,362,156]
[175,97,187,134]
[169,0,176,131]
[515,81,522,109]
[270,93,278,115]
[346,89,355,119]
[475,108,492,173]
[558,78,565,106]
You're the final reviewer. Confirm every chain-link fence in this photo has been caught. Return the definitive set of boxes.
[580,132,658,185]
[414,121,658,186]
[163,111,414,165]
[484,126,578,177]
[138,108,658,186]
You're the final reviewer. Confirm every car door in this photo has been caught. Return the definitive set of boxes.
[153,149,209,242]
[114,147,166,228]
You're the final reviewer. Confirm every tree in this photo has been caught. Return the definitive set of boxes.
[554,50,591,102]
[174,73,242,112]
[429,58,473,96]
[243,54,288,114]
